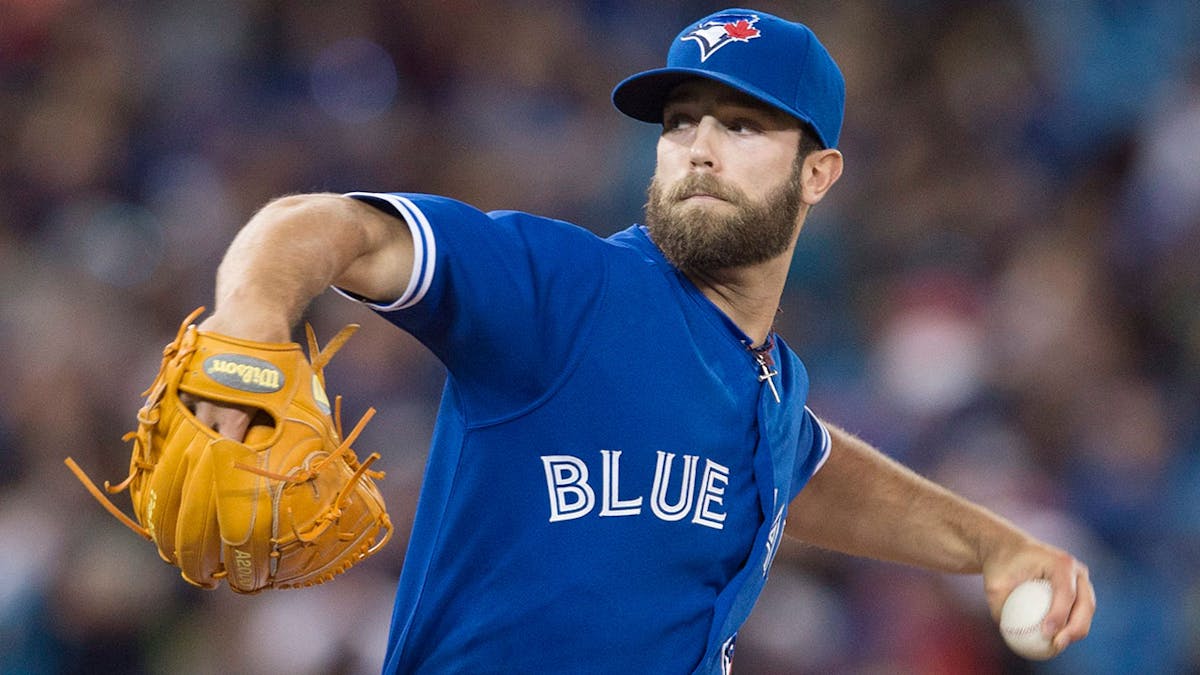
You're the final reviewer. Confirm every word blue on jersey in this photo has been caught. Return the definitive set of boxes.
[339,192,831,674]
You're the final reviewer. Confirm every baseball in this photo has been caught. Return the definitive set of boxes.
[999,579,1056,660]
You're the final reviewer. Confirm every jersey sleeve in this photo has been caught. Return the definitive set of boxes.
[335,191,608,423]
[790,406,832,500]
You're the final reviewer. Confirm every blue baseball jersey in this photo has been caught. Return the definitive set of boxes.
[339,192,831,674]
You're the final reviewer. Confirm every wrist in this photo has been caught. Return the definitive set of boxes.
[197,306,294,344]
[976,519,1036,576]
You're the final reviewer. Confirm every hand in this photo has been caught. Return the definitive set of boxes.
[184,393,254,442]
[182,308,288,442]
[982,538,1095,656]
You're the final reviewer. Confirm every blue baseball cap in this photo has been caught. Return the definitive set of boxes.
[612,8,845,149]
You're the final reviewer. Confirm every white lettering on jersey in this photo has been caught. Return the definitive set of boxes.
[721,634,736,674]
[541,455,596,522]
[650,451,699,521]
[761,489,786,576]
[541,451,730,528]
[599,450,643,516]
[692,459,730,529]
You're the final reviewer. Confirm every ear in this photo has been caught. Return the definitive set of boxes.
[800,149,844,206]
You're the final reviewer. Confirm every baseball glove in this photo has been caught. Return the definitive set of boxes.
[65,307,392,593]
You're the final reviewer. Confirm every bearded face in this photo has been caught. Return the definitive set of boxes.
[644,151,803,275]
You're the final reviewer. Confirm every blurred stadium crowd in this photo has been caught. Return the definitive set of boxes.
[2,1,1198,673]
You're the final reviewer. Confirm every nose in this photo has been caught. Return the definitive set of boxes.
[689,117,721,170]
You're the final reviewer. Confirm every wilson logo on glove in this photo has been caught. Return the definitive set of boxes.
[203,354,285,393]
[65,307,393,594]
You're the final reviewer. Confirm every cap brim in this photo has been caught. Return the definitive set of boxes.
[612,67,802,127]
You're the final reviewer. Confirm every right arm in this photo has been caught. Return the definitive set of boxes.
[787,423,1094,653]
[199,193,413,340]
[192,192,413,437]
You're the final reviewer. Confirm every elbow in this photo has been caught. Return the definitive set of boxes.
[246,193,370,243]
[228,193,371,258]
[256,192,352,220]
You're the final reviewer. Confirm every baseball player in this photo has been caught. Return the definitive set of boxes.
[192,8,1095,673]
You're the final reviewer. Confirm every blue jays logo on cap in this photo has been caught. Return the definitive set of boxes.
[682,12,762,62]
[612,8,846,148]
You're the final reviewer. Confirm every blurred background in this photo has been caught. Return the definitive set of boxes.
[2,0,1198,673]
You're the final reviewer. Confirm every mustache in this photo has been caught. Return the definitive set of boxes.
[664,174,746,205]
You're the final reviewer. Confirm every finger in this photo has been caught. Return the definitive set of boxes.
[1053,565,1095,651]
[194,400,252,441]
[216,410,251,441]
[191,399,219,427]
[1039,555,1081,639]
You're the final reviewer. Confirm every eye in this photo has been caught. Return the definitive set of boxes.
[663,112,696,133]
[726,118,762,135]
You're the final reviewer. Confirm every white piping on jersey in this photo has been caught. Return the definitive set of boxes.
[808,406,832,475]
[342,192,436,310]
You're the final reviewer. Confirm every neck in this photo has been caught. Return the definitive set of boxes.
[683,251,792,347]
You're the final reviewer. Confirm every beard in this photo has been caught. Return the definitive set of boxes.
[643,158,803,275]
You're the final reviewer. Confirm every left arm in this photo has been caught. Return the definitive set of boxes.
[786,421,1094,655]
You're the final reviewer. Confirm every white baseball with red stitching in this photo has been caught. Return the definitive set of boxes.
[999,579,1056,660]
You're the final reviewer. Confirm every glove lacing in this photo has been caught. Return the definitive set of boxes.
[64,306,206,540]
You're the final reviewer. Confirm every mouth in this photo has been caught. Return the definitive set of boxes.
[680,192,727,204]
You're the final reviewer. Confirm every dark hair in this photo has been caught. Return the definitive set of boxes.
[798,123,824,157]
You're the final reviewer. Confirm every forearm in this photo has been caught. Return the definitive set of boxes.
[786,422,1029,574]
[206,193,408,341]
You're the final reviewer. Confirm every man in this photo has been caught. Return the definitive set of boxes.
[194,8,1094,673]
